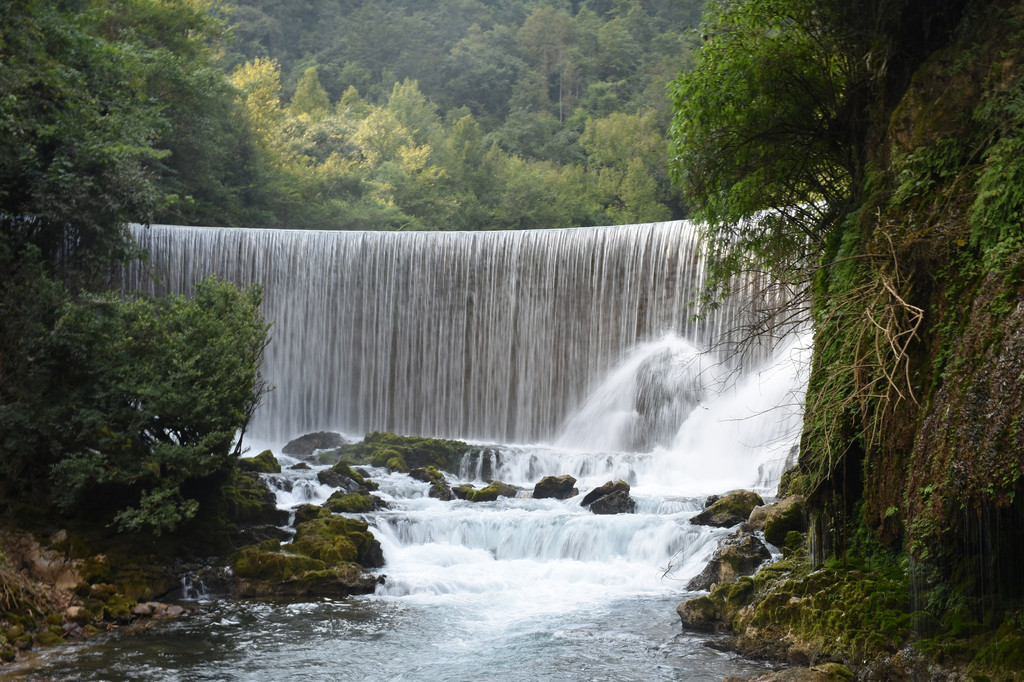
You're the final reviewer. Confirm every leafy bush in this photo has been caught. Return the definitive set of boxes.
[1,274,270,535]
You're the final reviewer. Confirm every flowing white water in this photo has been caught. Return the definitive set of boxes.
[5,221,815,680]
[125,221,793,447]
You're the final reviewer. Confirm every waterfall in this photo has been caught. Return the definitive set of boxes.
[126,221,802,453]
[17,221,811,680]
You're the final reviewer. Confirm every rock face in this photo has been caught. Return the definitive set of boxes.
[533,475,578,499]
[590,489,637,514]
[282,431,347,455]
[763,495,807,548]
[689,490,764,528]
[686,533,772,591]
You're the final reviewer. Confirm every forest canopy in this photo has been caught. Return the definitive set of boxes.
[0,0,706,234]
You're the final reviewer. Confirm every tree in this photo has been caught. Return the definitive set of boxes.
[387,79,440,145]
[36,278,270,535]
[667,0,859,297]
[0,0,163,284]
[0,0,274,536]
[291,66,331,119]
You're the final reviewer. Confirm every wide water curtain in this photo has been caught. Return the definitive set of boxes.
[126,222,782,446]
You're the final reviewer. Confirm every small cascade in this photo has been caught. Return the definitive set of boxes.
[179,572,208,601]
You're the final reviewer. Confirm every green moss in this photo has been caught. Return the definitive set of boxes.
[291,514,380,568]
[230,545,327,581]
[690,490,763,527]
[220,470,280,525]
[328,431,469,475]
[385,454,409,473]
[324,492,377,514]
[103,594,135,622]
[33,629,64,647]
[238,449,281,474]
[460,481,517,502]
[330,461,377,490]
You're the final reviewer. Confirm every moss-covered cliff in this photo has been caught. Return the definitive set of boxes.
[790,0,1024,674]
[675,0,1024,677]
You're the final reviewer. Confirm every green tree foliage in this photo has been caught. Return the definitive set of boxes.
[46,278,270,534]
[667,0,859,297]
[212,0,702,229]
[0,0,274,536]
[0,0,162,283]
[291,66,331,119]
[1,275,269,535]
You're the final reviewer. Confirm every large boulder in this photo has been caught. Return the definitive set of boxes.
[238,450,281,474]
[686,533,771,591]
[291,510,385,568]
[533,475,578,499]
[590,489,637,514]
[676,595,722,632]
[325,431,469,475]
[747,503,771,531]
[229,545,378,598]
[316,468,361,492]
[763,495,807,547]
[580,480,631,507]
[323,491,385,514]
[689,490,764,528]
[282,431,347,455]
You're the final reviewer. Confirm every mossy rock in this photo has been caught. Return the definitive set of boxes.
[806,663,855,682]
[103,594,136,623]
[0,646,15,662]
[688,534,771,590]
[293,504,329,526]
[33,629,64,647]
[690,490,764,528]
[676,595,721,632]
[235,564,378,598]
[292,515,384,568]
[533,475,578,500]
[282,431,346,455]
[581,480,630,507]
[328,461,377,490]
[323,492,379,514]
[456,481,518,502]
[409,466,444,484]
[238,450,281,474]
[763,495,807,547]
[327,431,470,475]
[385,454,409,473]
[230,545,328,582]
[220,470,288,526]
